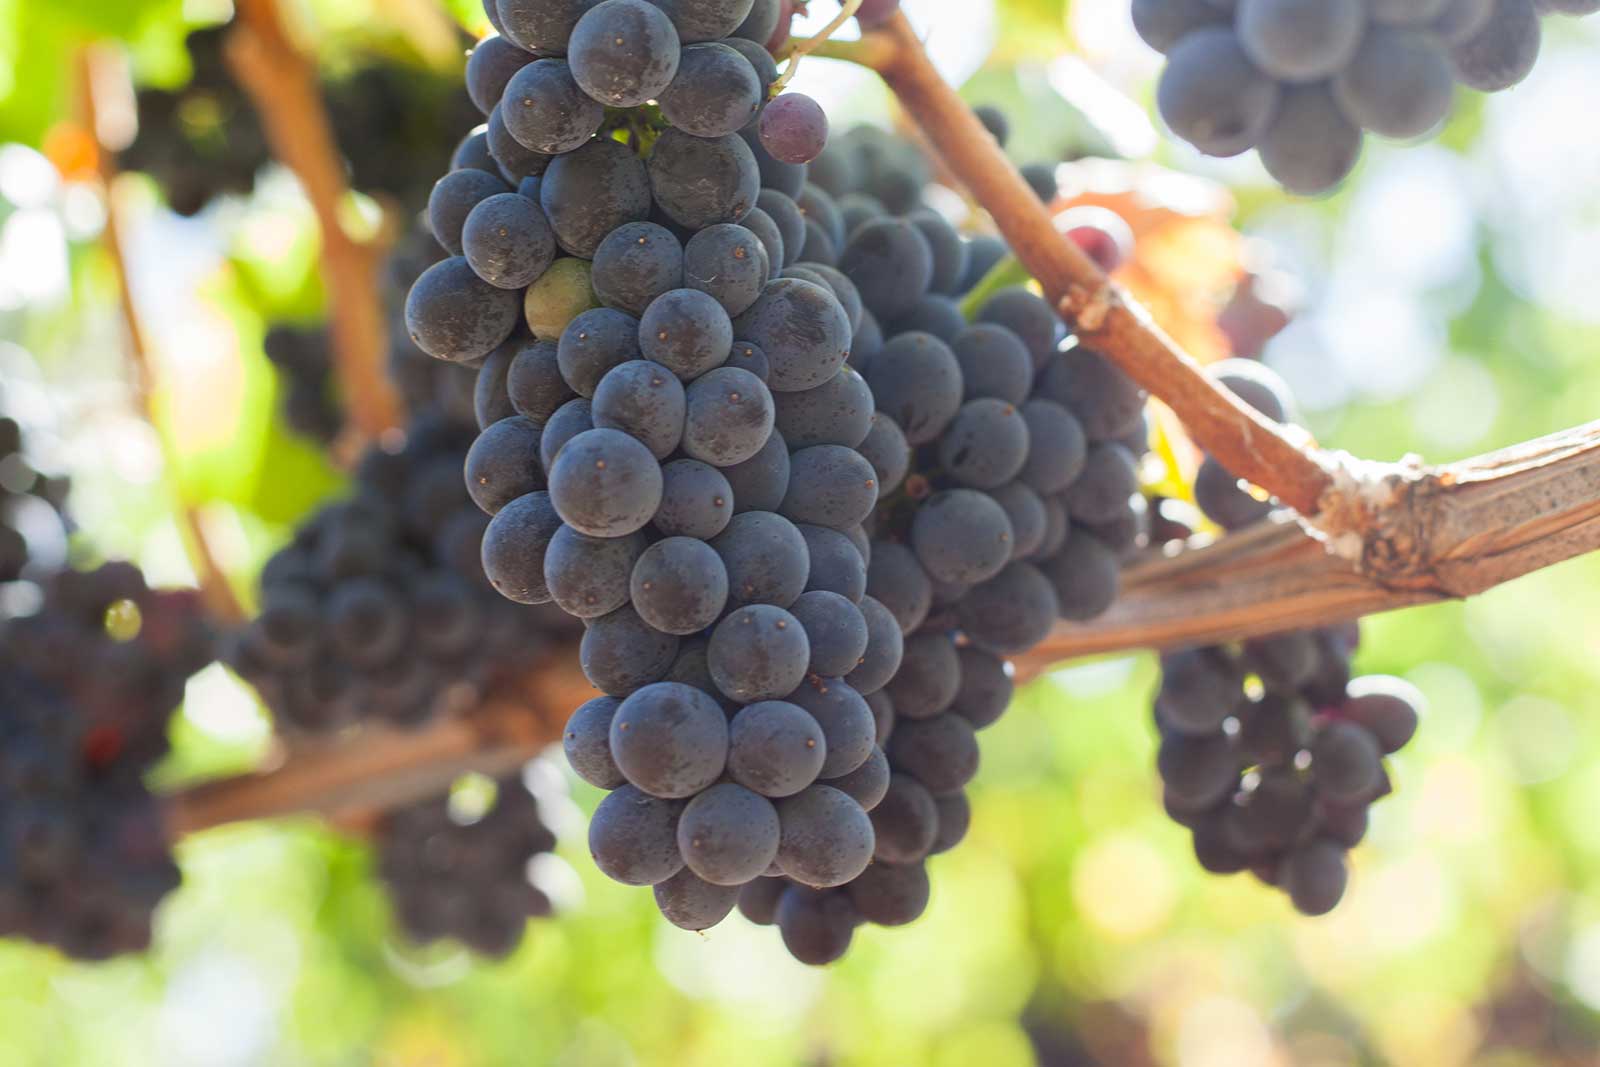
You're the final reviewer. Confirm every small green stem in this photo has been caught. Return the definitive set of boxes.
[772,0,867,94]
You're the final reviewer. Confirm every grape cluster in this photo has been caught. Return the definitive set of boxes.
[375,769,562,956]
[0,564,215,958]
[229,414,578,734]
[122,25,479,216]
[0,413,70,586]
[1136,0,1598,194]
[1154,626,1422,914]
[264,326,344,444]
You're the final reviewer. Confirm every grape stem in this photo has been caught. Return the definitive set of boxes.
[809,12,1337,521]
[78,47,247,626]
[226,0,404,449]
[165,645,590,835]
[772,0,865,96]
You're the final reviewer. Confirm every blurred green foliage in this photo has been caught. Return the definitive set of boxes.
[3,1,1600,1065]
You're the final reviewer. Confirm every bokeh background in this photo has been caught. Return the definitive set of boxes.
[4,0,1600,1064]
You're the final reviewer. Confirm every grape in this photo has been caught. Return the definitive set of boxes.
[887,714,979,796]
[539,397,594,474]
[929,792,970,855]
[989,482,1047,561]
[464,194,563,294]
[558,307,642,397]
[1213,359,1295,422]
[708,603,811,701]
[569,0,681,106]
[794,263,862,333]
[789,591,869,676]
[407,257,524,362]
[864,332,964,445]
[976,288,1060,370]
[732,0,782,42]
[496,0,601,54]
[1014,399,1087,495]
[950,647,1011,731]
[951,324,1033,406]
[1283,838,1348,915]
[592,222,685,316]
[741,125,807,198]
[652,459,734,539]
[784,677,874,780]
[592,359,686,459]
[481,491,563,603]
[736,876,786,924]
[838,218,934,322]
[564,696,626,788]
[1235,692,1311,764]
[848,860,929,926]
[773,369,875,450]
[507,340,575,424]
[824,744,889,812]
[727,700,828,797]
[630,536,729,634]
[654,868,740,930]
[910,489,1015,586]
[465,416,545,515]
[589,784,684,886]
[1193,455,1272,529]
[677,783,781,885]
[546,526,646,619]
[738,207,787,273]
[540,139,652,257]
[797,524,867,603]
[837,192,887,238]
[958,562,1058,654]
[906,210,968,296]
[1157,28,1280,157]
[1310,721,1382,802]
[776,886,858,964]
[1062,443,1140,525]
[756,190,806,267]
[865,541,932,635]
[889,293,967,342]
[855,414,910,495]
[453,129,498,175]
[729,341,771,383]
[682,367,776,467]
[1343,677,1422,753]
[1021,162,1058,201]
[1042,533,1121,622]
[1449,0,1541,92]
[864,690,895,746]
[1156,733,1238,805]
[1243,631,1320,689]
[581,605,680,696]
[760,93,829,165]
[1321,804,1369,849]
[885,633,961,720]
[796,186,846,255]
[683,225,771,318]
[1131,0,1229,52]
[937,399,1031,490]
[870,773,938,863]
[468,37,536,116]
[429,169,510,257]
[842,596,901,699]
[1037,349,1146,443]
[327,579,409,666]
[524,258,599,341]
[650,129,761,230]
[1334,30,1454,141]
[1433,0,1495,40]
[779,446,878,531]
[707,430,784,517]
[1255,85,1364,195]
[1237,0,1365,81]
[972,104,1010,148]
[660,43,764,138]
[651,0,758,41]
[775,785,875,888]
[487,106,553,184]
[732,279,853,392]
[547,428,663,537]
[959,234,1007,292]
[502,60,605,155]
[1156,647,1244,734]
